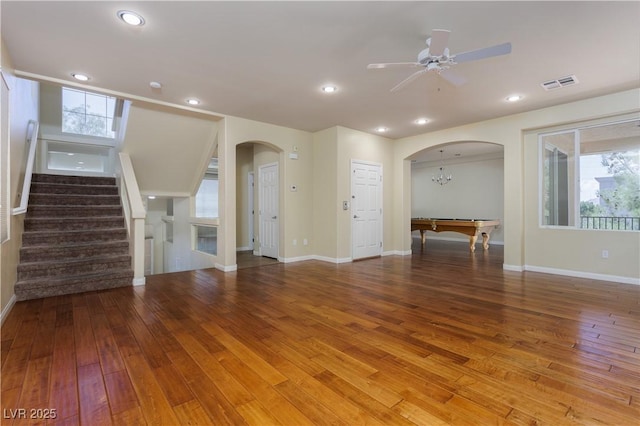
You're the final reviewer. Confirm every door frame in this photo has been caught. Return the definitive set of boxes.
[351,159,383,260]
[258,161,279,259]
[248,171,255,252]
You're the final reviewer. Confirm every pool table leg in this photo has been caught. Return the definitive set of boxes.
[482,232,490,249]
[469,235,477,252]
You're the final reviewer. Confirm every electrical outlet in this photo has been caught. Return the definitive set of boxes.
[293,239,297,246]
[303,238,308,246]
[601,250,609,259]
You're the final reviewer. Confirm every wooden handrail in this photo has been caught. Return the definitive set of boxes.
[12,120,39,215]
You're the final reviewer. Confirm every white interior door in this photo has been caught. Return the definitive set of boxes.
[259,163,279,259]
[351,160,382,259]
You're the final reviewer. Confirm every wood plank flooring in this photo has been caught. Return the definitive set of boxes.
[2,240,639,425]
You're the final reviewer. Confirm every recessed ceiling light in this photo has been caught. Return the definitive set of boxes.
[149,81,162,89]
[67,153,75,156]
[375,127,388,133]
[117,10,145,26]
[186,98,200,106]
[506,94,522,102]
[321,85,337,93]
[148,195,156,200]
[415,118,429,125]
[71,73,90,81]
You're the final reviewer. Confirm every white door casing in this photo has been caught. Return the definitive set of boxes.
[351,160,383,259]
[259,162,279,259]
[248,171,254,251]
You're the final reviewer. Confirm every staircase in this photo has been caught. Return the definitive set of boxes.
[15,174,134,301]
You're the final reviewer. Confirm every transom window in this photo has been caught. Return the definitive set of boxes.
[62,87,116,138]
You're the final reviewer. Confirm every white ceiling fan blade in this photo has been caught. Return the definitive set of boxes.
[390,69,426,92]
[428,29,450,56]
[453,42,512,63]
[439,68,467,86]
[367,62,420,69]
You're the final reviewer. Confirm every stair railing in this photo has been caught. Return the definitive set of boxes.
[117,152,146,286]
[12,120,39,215]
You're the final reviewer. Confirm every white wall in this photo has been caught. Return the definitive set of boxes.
[335,126,394,260]
[236,144,254,250]
[411,154,504,244]
[1,39,40,316]
[123,103,219,196]
[219,116,314,269]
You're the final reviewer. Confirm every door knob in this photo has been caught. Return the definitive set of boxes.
[272,216,277,219]
[353,215,359,219]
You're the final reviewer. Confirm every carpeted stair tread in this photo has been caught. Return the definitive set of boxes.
[15,269,133,300]
[27,205,124,217]
[30,181,119,196]
[22,227,128,245]
[20,240,129,262]
[24,216,125,231]
[31,173,116,186]
[18,254,131,279]
[28,193,121,206]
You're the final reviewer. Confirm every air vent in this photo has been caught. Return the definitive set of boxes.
[541,75,579,91]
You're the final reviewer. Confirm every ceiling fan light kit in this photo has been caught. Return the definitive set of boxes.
[368,29,512,92]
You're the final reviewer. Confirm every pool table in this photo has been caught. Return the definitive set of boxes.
[411,218,500,251]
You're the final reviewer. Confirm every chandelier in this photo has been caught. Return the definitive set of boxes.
[432,149,452,185]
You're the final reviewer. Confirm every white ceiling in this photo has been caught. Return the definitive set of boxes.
[2,1,639,144]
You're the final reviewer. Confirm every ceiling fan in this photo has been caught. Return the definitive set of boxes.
[367,29,511,92]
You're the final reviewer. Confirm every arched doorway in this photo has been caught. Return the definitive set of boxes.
[235,141,282,269]
[408,141,505,255]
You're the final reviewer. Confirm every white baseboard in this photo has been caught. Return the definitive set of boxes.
[216,263,238,272]
[524,264,640,286]
[236,246,251,252]
[282,255,314,263]
[1,294,17,326]
[503,264,524,272]
[132,277,146,286]
[383,250,411,256]
[312,255,352,264]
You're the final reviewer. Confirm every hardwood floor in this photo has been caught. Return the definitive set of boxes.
[2,240,639,425]
[236,251,279,270]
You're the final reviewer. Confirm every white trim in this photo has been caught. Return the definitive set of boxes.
[503,264,524,272]
[1,295,17,326]
[236,246,251,252]
[312,255,352,264]
[15,70,225,121]
[524,264,639,286]
[351,159,383,260]
[383,250,412,256]
[216,263,238,272]
[281,255,314,263]
[132,277,146,286]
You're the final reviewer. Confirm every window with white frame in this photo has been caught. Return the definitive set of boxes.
[540,119,640,230]
[195,159,219,218]
[62,87,116,138]
[194,225,217,255]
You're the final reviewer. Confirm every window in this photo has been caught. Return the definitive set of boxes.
[540,119,640,230]
[62,87,116,138]
[194,225,217,255]
[195,159,218,218]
